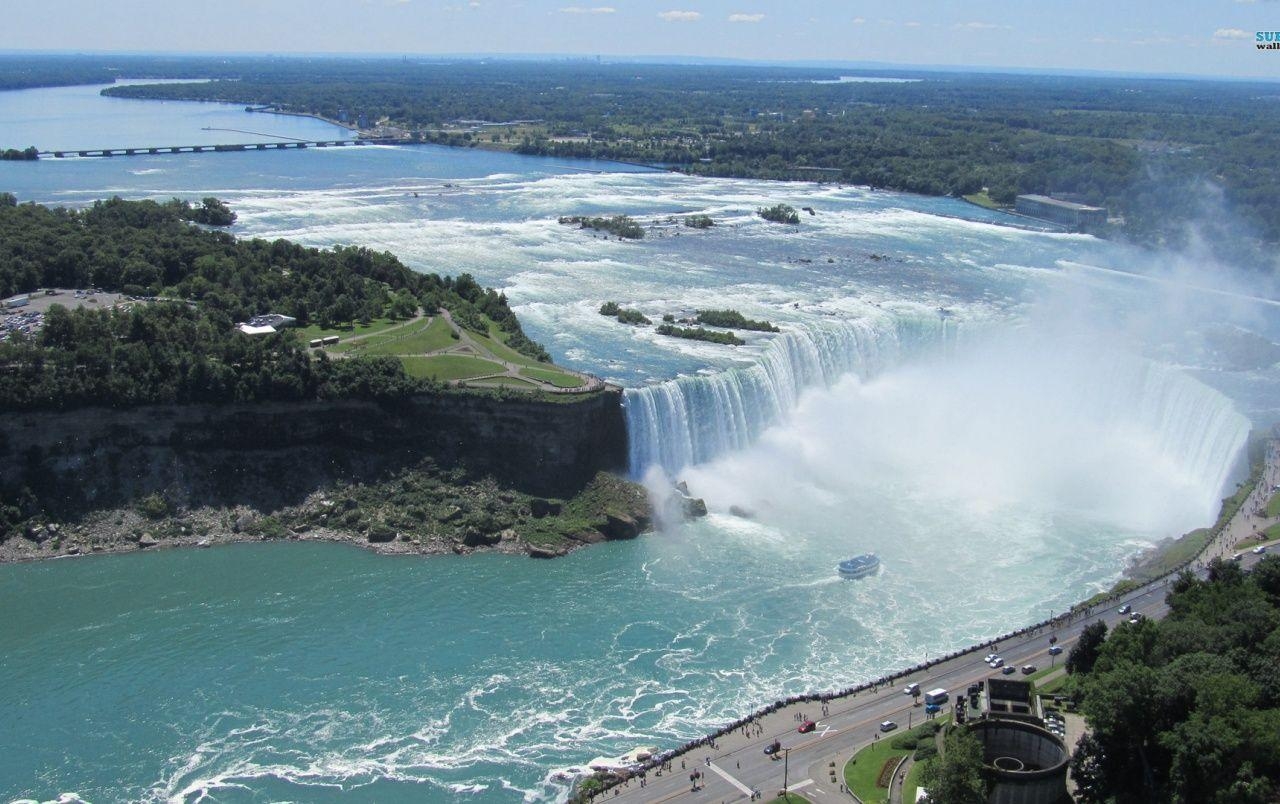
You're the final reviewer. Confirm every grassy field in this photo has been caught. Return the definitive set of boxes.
[297,317,406,343]
[1266,493,1280,518]
[344,316,457,356]
[962,191,1002,210]
[521,366,586,388]
[844,719,946,804]
[468,376,538,389]
[400,355,504,381]
[765,795,810,804]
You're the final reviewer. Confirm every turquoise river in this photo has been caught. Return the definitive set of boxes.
[0,82,1275,803]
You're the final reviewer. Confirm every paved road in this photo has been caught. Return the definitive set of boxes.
[600,441,1279,804]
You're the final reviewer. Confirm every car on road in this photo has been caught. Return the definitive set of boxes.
[1021,664,1037,675]
[983,653,997,663]
[903,683,920,696]
[1048,645,1063,656]
[798,720,816,734]
[989,657,1004,668]
[1118,604,1132,614]
[879,720,898,732]
[1002,665,1017,675]
[1128,614,1142,624]
[1255,545,1268,555]
[764,740,781,756]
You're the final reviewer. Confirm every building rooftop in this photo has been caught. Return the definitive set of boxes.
[1017,194,1105,213]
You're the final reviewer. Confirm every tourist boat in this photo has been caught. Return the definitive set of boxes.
[837,554,880,579]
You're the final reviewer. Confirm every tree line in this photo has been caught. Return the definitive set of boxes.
[0,195,549,411]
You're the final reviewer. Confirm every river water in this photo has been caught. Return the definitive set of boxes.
[0,83,1274,803]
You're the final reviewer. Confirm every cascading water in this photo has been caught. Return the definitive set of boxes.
[624,311,958,476]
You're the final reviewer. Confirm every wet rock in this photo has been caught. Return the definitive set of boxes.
[675,481,690,496]
[728,505,755,519]
[682,497,708,519]
[452,541,473,555]
[528,544,568,559]
[601,512,641,540]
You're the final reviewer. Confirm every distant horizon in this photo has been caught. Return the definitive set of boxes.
[2,1,1276,81]
[2,48,1279,85]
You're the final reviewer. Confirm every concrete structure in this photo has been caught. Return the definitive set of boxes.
[236,323,277,336]
[968,719,1070,804]
[246,313,297,329]
[1014,194,1107,232]
[3,294,30,308]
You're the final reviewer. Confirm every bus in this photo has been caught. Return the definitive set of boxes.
[923,688,948,707]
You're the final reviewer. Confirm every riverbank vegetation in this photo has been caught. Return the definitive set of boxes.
[14,53,1264,255]
[696,309,779,332]
[758,204,800,225]
[0,196,554,410]
[1065,556,1280,803]
[598,301,651,326]
[558,214,644,239]
[656,323,745,346]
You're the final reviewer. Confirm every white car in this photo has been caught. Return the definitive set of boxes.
[1118,604,1132,615]
[983,653,997,663]
[903,683,920,696]
[879,721,898,733]
[1254,545,1268,555]
[990,657,1004,668]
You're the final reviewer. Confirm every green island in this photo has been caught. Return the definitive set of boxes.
[758,204,801,225]
[696,309,779,332]
[558,214,644,240]
[684,214,715,229]
[0,196,653,562]
[599,301,651,326]
[656,323,746,346]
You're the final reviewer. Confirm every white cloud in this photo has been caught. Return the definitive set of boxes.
[560,5,615,12]
[659,10,702,22]
[1213,27,1251,40]
[852,17,866,24]
[956,21,1002,30]
[904,21,922,28]
[729,13,764,23]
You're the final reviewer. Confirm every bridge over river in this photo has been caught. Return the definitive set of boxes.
[39,137,409,158]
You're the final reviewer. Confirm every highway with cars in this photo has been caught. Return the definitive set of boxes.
[603,565,1228,803]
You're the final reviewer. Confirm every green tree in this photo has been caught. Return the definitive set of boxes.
[919,728,988,804]
[1066,620,1107,675]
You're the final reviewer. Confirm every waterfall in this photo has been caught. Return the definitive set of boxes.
[624,315,1250,506]
[624,312,957,475]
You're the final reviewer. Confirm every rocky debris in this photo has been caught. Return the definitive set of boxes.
[462,527,502,547]
[231,513,255,533]
[452,541,473,555]
[527,544,568,559]
[600,511,642,540]
[136,532,159,548]
[367,525,397,543]
[499,529,518,542]
[441,506,463,523]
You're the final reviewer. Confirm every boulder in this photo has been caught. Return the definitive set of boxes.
[728,505,755,519]
[528,544,568,559]
[232,513,255,533]
[499,529,518,542]
[682,497,708,519]
[367,524,397,543]
[675,481,690,496]
[600,512,641,540]
[137,532,159,548]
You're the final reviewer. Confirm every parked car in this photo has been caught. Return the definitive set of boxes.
[798,720,816,734]
[879,721,898,732]
[1001,665,1017,675]
[1021,664,1037,675]
[1048,645,1063,656]
[1254,545,1268,555]
[990,657,1004,668]
[1118,604,1132,614]
[983,653,997,663]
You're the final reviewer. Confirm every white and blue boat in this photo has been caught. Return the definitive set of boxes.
[837,554,880,580]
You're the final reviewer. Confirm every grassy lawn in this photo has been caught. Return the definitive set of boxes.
[520,366,586,388]
[399,355,504,381]
[349,316,456,356]
[765,795,811,804]
[484,321,546,368]
[962,190,1002,209]
[1266,493,1280,518]
[468,376,538,389]
[297,317,405,343]
[1130,527,1214,581]
[844,720,946,804]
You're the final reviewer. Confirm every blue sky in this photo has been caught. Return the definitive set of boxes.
[4,0,1278,78]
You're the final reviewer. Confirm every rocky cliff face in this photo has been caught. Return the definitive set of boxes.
[0,389,629,516]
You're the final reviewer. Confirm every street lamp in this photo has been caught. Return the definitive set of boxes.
[782,747,790,799]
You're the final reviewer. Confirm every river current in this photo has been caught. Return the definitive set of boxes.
[0,84,1274,803]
